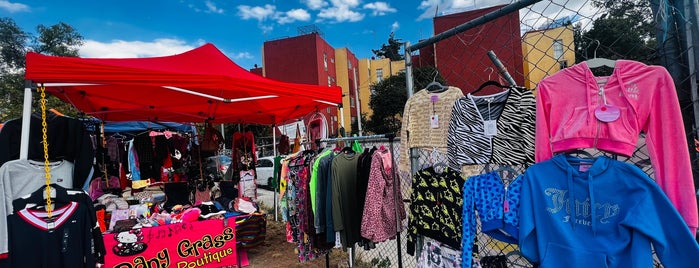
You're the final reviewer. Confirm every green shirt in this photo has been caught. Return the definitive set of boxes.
[331,152,360,249]
[310,150,332,213]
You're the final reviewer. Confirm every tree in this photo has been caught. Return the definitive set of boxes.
[364,66,443,134]
[0,19,84,122]
[0,18,28,71]
[33,22,83,56]
[575,0,656,65]
[371,32,404,61]
[0,18,29,122]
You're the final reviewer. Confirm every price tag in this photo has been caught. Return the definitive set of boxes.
[594,104,620,122]
[484,120,497,136]
[430,114,439,128]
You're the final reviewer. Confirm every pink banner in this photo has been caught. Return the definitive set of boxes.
[104,219,237,268]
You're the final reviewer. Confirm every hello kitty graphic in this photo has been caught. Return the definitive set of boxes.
[113,229,148,256]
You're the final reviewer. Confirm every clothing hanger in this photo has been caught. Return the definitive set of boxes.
[472,80,509,95]
[565,149,594,159]
[341,146,355,155]
[111,132,126,140]
[585,40,616,69]
[563,149,596,166]
[14,184,70,212]
[426,70,448,93]
[471,67,511,95]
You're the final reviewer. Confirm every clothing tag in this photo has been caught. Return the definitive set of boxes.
[430,95,439,103]
[484,120,497,136]
[579,164,592,172]
[594,104,620,122]
[430,114,439,128]
[334,232,342,248]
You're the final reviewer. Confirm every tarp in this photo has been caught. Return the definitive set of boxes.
[25,43,341,124]
[103,121,196,133]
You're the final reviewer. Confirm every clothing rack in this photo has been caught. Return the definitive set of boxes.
[319,133,396,144]
[319,133,403,268]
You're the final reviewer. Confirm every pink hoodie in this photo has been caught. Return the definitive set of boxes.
[536,60,698,234]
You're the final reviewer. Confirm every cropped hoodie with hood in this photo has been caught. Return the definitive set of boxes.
[519,154,699,268]
[535,60,697,234]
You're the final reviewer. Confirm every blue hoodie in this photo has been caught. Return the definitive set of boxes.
[519,154,699,268]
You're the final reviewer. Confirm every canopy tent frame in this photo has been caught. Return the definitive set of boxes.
[20,43,342,159]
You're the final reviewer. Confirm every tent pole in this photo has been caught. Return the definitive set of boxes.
[220,124,226,149]
[272,124,278,222]
[20,82,33,160]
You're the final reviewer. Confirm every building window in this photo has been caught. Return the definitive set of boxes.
[559,60,568,70]
[348,61,352,70]
[350,97,355,107]
[323,52,328,71]
[328,76,332,86]
[553,39,564,59]
[376,68,384,83]
[351,116,357,124]
[327,107,331,113]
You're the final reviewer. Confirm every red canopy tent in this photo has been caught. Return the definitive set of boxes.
[24,43,341,124]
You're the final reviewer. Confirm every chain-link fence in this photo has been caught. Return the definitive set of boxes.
[280,1,697,267]
[392,0,697,267]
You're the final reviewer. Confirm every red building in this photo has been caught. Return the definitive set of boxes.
[425,5,524,94]
[262,32,339,137]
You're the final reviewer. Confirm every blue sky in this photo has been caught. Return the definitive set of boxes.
[1,0,592,69]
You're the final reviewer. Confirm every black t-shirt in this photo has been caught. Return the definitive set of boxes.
[0,115,95,188]
[7,202,97,268]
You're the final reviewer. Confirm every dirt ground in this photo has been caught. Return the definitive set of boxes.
[245,217,350,268]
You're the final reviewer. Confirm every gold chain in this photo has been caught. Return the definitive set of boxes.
[39,85,52,218]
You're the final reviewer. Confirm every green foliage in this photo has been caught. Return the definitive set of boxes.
[0,18,83,122]
[574,0,656,64]
[371,32,404,61]
[33,22,84,56]
[364,66,443,135]
[369,256,391,268]
[0,18,28,71]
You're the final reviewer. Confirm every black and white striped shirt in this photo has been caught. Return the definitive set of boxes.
[447,87,535,168]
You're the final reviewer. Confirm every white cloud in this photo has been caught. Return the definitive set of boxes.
[79,39,196,58]
[230,52,254,60]
[237,4,277,21]
[303,0,327,10]
[391,21,399,32]
[277,8,311,24]
[317,5,364,22]
[0,0,29,13]
[205,0,224,14]
[363,2,396,16]
[80,38,256,62]
[237,5,312,31]
[260,25,274,34]
[329,0,360,8]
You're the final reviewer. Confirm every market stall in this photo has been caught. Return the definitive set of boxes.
[0,43,341,268]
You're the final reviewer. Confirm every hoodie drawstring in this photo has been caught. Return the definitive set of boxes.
[566,168,575,231]
[588,172,597,236]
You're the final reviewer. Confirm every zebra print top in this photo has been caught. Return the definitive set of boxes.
[447,87,535,167]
